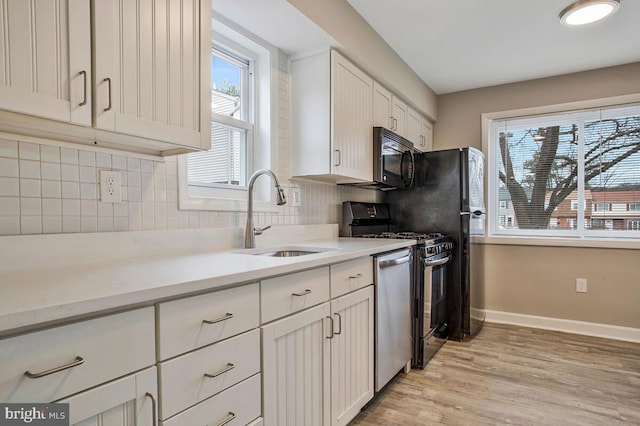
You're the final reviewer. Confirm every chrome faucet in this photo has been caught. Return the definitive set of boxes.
[245,169,287,248]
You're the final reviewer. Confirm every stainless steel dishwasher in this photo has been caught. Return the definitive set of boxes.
[374,248,413,392]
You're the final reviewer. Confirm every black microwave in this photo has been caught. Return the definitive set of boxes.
[348,127,416,191]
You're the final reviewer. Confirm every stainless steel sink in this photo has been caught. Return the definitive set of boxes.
[257,250,320,257]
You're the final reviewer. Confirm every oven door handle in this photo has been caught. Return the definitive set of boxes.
[423,255,451,267]
[379,254,412,268]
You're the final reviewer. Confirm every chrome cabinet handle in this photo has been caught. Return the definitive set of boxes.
[103,77,112,111]
[292,289,311,297]
[215,412,236,426]
[326,316,334,339]
[79,70,88,107]
[204,363,235,378]
[334,313,342,335]
[334,149,341,166]
[203,313,234,324]
[144,392,157,426]
[391,117,398,130]
[24,356,84,378]
[348,273,363,279]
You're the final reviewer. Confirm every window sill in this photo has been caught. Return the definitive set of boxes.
[471,235,640,250]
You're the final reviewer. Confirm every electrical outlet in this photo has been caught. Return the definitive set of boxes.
[576,278,587,293]
[100,170,122,203]
[289,187,301,207]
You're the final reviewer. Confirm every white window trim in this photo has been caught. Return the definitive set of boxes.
[178,13,280,212]
[479,93,640,248]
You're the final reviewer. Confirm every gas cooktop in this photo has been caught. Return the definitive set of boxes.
[359,232,446,244]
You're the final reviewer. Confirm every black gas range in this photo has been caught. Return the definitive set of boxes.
[341,201,454,368]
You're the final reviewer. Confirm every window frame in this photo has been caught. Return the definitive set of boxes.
[480,93,640,248]
[177,14,280,212]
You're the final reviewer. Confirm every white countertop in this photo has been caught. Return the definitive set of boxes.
[0,236,414,336]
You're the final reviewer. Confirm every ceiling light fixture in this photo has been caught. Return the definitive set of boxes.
[559,0,620,26]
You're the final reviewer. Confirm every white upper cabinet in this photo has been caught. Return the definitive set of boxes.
[292,49,373,184]
[0,0,92,125]
[407,106,421,146]
[0,0,211,155]
[391,96,408,137]
[93,0,210,150]
[373,81,408,137]
[420,116,433,151]
[372,81,392,130]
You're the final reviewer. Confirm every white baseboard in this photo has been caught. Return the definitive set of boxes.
[484,309,640,343]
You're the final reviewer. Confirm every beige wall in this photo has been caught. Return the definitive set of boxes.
[437,62,640,329]
[287,0,437,120]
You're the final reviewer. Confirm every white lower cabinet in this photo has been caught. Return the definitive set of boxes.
[262,285,374,426]
[59,366,157,426]
[262,303,331,426]
[0,307,155,403]
[158,329,261,419]
[159,374,262,426]
[156,284,262,425]
[330,286,374,426]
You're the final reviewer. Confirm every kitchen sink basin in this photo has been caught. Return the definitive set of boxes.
[257,250,320,257]
[232,246,335,257]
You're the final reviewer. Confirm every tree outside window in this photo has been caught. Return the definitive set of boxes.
[491,104,640,237]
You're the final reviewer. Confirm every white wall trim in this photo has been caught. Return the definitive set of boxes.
[484,309,640,343]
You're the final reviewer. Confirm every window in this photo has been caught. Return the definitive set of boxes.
[188,47,252,188]
[486,102,640,240]
[177,16,279,211]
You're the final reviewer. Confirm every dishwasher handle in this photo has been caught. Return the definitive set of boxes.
[379,253,412,268]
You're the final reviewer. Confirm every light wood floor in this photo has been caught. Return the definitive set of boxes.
[352,323,640,425]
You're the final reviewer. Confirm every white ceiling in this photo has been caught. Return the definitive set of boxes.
[347,0,640,94]
[213,0,336,56]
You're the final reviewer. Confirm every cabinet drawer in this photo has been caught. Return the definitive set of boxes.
[0,307,155,403]
[330,257,374,298]
[261,267,330,323]
[160,374,261,426]
[157,283,259,360]
[158,329,261,419]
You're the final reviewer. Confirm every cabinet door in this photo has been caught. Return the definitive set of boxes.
[407,107,421,146]
[391,96,408,137]
[372,81,392,129]
[262,303,331,426]
[330,286,374,426]
[331,50,373,182]
[0,0,91,125]
[93,0,211,150]
[59,367,157,426]
[420,117,433,151]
